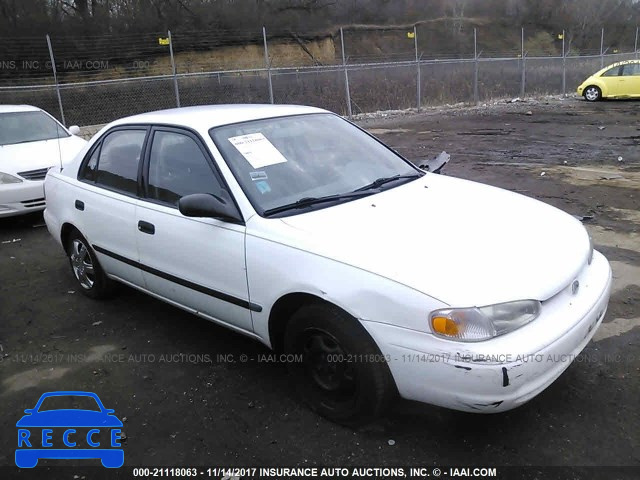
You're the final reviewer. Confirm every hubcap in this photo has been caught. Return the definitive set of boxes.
[585,88,599,101]
[70,239,95,289]
[301,329,356,403]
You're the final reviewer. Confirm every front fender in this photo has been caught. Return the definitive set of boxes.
[245,232,446,346]
[588,79,608,97]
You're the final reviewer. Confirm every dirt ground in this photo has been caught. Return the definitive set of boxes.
[1,96,639,477]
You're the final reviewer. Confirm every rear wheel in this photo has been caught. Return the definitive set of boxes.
[66,230,115,299]
[584,85,602,102]
[284,303,396,426]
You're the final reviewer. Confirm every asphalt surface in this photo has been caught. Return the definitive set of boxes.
[1,96,639,478]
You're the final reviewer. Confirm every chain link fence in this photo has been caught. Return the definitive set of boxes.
[1,26,638,127]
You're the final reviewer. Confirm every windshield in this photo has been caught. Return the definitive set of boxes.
[37,395,101,412]
[209,113,420,216]
[0,111,69,146]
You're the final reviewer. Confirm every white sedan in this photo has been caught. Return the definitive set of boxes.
[0,105,86,217]
[43,105,612,425]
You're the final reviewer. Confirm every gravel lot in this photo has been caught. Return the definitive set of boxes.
[1,96,639,477]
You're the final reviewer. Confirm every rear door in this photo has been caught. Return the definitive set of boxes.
[135,127,254,333]
[75,127,148,286]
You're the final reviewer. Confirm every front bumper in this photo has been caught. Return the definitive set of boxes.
[0,181,45,217]
[362,251,612,413]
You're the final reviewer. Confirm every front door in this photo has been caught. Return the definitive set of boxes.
[620,62,640,97]
[135,127,254,333]
[600,64,625,97]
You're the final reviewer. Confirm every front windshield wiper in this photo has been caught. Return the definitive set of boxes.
[263,191,374,217]
[352,173,423,192]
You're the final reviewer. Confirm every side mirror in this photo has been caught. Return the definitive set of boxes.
[105,409,115,414]
[24,409,34,414]
[179,191,243,223]
[68,125,81,135]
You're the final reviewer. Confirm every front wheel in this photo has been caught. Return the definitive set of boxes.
[584,86,602,102]
[284,303,396,426]
[66,230,115,299]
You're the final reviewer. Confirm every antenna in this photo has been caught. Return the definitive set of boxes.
[55,116,64,172]
[46,33,64,172]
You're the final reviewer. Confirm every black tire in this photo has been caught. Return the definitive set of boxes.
[66,229,115,299]
[284,303,396,426]
[584,85,602,102]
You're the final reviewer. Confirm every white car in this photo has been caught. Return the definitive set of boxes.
[0,105,86,218]
[44,105,612,424]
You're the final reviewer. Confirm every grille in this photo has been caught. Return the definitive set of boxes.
[17,168,49,181]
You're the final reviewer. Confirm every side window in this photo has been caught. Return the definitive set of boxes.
[95,130,146,195]
[602,66,621,77]
[80,146,99,182]
[147,131,221,206]
[622,63,640,76]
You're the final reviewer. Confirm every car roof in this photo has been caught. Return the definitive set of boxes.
[598,59,640,73]
[0,104,42,113]
[108,104,329,130]
[608,59,640,66]
[37,391,100,399]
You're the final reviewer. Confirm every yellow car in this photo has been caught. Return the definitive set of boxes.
[577,59,640,101]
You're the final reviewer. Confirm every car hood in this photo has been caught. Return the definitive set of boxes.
[272,174,589,306]
[0,136,87,175]
[16,410,123,427]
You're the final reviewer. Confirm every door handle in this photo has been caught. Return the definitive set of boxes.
[75,200,84,211]
[138,220,155,235]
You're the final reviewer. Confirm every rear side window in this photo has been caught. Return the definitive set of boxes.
[622,63,640,76]
[85,130,146,195]
[81,147,99,182]
[146,130,221,206]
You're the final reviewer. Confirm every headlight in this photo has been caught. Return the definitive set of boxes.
[0,172,23,184]
[430,300,541,342]
[588,235,594,265]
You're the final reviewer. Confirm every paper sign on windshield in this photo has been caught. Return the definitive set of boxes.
[228,133,288,169]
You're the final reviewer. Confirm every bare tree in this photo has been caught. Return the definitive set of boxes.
[448,0,467,34]
[1,0,639,54]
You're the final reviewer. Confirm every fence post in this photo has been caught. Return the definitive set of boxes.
[414,25,421,111]
[635,26,638,59]
[600,28,605,68]
[262,27,274,104]
[45,34,66,126]
[562,29,566,97]
[473,28,479,104]
[340,28,353,118]
[520,27,526,98]
[168,30,181,107]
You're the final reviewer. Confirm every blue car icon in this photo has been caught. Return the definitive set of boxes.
[16,391,124,468]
